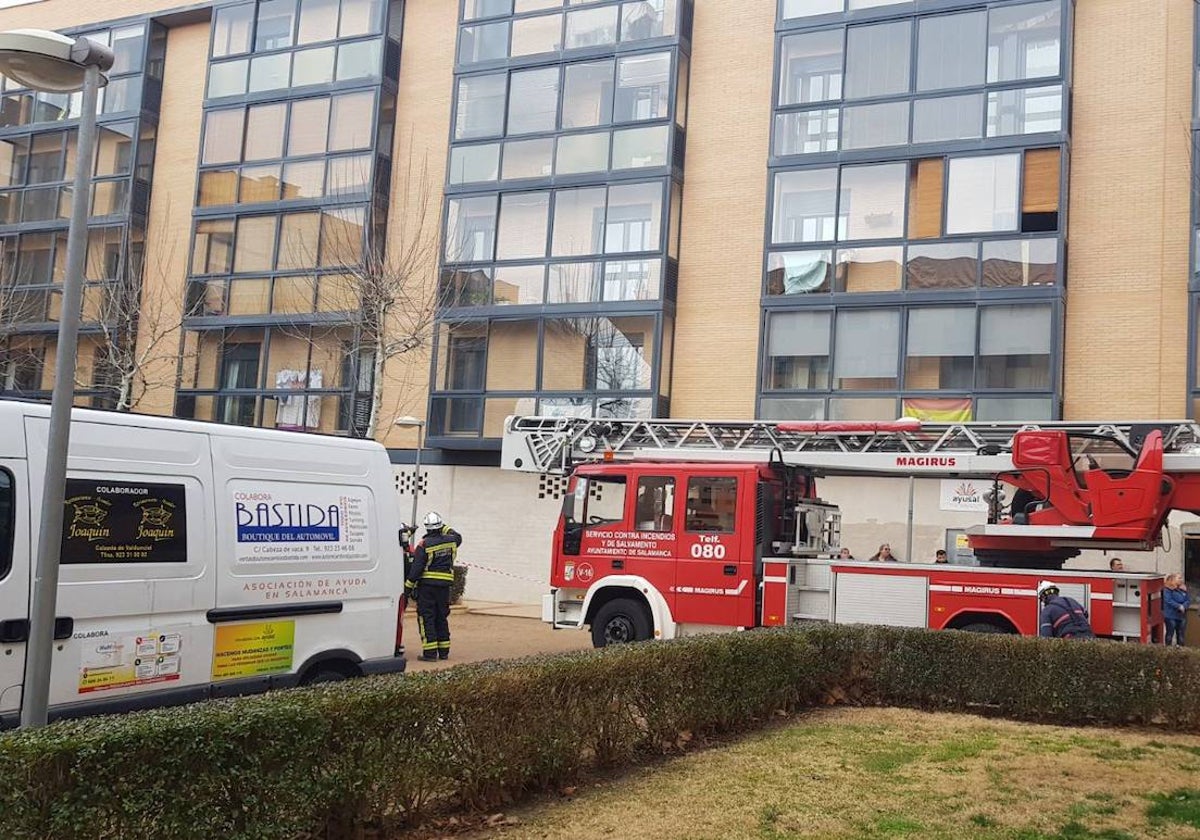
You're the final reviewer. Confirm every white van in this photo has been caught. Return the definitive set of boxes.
[0,399,406,727]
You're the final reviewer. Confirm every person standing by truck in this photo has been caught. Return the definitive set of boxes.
[405,512,462,661]
[1163,574,1190,646]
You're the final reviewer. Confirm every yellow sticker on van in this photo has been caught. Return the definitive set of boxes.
[211,621,296,680]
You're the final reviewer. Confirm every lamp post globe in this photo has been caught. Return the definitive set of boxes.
[0,29,113,91]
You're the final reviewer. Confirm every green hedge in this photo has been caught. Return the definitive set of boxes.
[2,626,1199,840]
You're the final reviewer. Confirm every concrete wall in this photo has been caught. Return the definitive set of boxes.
[398,466,1189,605]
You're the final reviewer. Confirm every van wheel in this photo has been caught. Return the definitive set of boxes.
[591,599,652,648]
[302,664,353,685]
[960,621,1012,634]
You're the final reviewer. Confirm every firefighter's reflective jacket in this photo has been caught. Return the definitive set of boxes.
[405,526,462,588]
[1039,595,1095,639]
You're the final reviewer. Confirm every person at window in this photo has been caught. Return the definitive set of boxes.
[1109,557,1125,572]
[1037,581,1095,640]
[869,544,898,562]
[405,512,463,662]
[934,549,948,564]
[1163,574,1190,647]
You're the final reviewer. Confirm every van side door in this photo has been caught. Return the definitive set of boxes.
[0,461,29,718]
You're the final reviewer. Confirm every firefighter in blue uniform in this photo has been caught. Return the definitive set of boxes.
[1037,581,1095,640]
[406,512,462,661]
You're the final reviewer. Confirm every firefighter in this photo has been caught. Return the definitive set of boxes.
[1037,581,1095,640]
[405,511,462,661]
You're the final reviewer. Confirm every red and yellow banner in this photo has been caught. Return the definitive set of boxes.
[902,398,973,423]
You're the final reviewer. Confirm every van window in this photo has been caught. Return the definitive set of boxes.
[0,469,12,580]
[635,477,674,532]
[686,476,737,534]
[584,476,626,528]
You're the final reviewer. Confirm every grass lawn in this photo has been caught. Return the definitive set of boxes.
[456,708,1200,840]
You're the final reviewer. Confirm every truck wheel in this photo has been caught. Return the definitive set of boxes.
[959,621,1012,635]
[591,599,652,648]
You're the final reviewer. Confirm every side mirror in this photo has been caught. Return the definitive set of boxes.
[561,494,575,523]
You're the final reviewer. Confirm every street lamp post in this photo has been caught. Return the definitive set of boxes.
[0,29,113,729]
[394,416,425,528]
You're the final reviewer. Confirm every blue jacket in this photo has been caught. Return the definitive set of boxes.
[1039,596,1094,639]
[1163,587,1191,621]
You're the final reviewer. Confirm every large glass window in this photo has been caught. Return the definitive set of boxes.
[905,307,974,390]
[772,168,837,244]
[978,304,1052,389]
[606,181,662,253]
[766,310,831,390]
[946,154,1020,235]
[987,0,1061,83]
[837,163,905,241]
[497,192,550,259]
[614,52,670,122]
[456,73,507,140]
[917,11,986,92]
[508,67,559,135]
[844,20,910,100]
[552,186,607,256]
[833,309,899,389]
[446,195,498,262]
[562,59,615,128]
[778,29,843,106]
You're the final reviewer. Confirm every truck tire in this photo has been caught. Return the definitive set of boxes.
[959,621,1013,635]
[591,598,652,648]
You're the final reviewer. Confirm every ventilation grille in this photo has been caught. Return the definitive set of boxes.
[538,473,569,500]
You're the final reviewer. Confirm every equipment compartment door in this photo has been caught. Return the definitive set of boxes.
[835,572,928,628]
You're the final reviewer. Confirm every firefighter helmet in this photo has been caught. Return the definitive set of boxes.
[1036,580,1060,603]
[423,511,444,530]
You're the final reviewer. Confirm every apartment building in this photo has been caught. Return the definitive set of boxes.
[0,0,1193,601]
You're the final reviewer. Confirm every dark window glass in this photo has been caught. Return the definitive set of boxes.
[978,304,1052,389]
[832,309,899,390]
[906,307,975,390]
[685,476,737,534]
[256,0,298,51]
[0,469,12,579]
[213,4,255,58]
[562,59,614,129]
[779,29,843,106]
[614,52,669,122]
[765,309,830,390]
[917,11,986,92]
[460,21,510,65]
[455,72,507,140]
[987,0,1062,83]
[844,20,910,100]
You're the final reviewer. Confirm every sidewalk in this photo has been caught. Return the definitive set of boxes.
[459,599,542,619]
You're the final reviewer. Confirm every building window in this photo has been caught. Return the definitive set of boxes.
[773,1,1064,159]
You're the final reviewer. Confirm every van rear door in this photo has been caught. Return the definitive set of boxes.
[0,460,28,717]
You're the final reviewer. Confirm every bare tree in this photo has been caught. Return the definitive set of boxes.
[281,147,457,440]
[77,215,198,412]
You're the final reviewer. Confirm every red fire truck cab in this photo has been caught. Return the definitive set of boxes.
[547,459,1165,646]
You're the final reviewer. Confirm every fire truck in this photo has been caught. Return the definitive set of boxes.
[499,417,1200,646]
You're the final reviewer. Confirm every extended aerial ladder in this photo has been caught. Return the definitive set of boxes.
[502,416,1200,567]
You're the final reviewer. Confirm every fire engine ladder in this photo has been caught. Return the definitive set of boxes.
[501,416,1200,477]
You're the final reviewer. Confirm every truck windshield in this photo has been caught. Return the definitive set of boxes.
[0,470,12,580]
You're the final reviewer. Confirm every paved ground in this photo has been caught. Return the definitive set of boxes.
[399,605,592,672]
